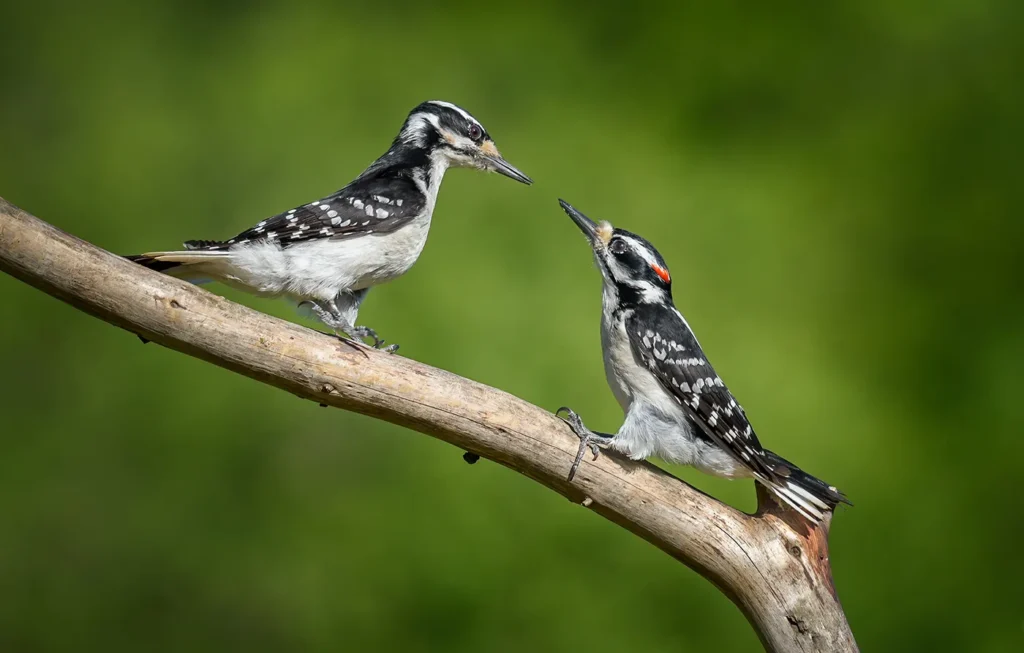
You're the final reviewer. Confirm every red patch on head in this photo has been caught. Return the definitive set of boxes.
[652,264,671,283]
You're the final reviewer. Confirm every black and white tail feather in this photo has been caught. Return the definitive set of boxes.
[758,451,848,522]
[556,199,849,524]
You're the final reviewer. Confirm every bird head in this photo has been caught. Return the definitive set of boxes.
[398,100,532,185]
[559,199,672,303]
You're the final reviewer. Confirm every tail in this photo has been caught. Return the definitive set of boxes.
[126,254,184,273]
[125,249,230,282]
[759,450,850,523]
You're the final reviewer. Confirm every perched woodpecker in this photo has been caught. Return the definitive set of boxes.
[555,200,848,522]
[128,100,531,352]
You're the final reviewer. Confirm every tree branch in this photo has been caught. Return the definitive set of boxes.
[0,196,857,652]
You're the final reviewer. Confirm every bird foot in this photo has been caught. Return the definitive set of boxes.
[556,407,614,481]
[303,302,398,353]
[345,325,399,353]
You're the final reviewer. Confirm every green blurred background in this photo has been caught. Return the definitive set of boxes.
[2,1,1022,651]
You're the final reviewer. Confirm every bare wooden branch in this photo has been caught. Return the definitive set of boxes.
[0,196,857,652]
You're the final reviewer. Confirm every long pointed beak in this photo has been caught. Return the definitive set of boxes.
[558,199,598,242]
[480,140,532,185]
[484,154,532,185]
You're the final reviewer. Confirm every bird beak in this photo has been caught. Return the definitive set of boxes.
[559,199,599,243]
[480,140,532,185]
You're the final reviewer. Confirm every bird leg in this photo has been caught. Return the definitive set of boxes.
[556,407,615,481]
[306,301,399,354]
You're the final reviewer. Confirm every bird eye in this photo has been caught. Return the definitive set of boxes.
[609,239,627,255]
[468,123,483,142]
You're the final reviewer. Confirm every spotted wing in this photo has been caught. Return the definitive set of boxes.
[625,304,778,480]
[184,177,425,251]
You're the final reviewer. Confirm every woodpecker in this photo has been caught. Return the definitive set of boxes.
[555,200,848,523]
[128,100,531,352]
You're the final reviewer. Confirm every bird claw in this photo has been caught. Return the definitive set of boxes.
[304,302,397,354]
[556,406,610,482]
[346,326,399,354]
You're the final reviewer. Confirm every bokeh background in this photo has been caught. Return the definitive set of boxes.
[2,1,1022,651]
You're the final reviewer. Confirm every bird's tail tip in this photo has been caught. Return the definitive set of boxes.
[761,450,850,524]
[125,254,183,273]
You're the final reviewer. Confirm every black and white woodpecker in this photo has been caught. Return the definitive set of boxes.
[555,200,848,522]
[128,100,531,352]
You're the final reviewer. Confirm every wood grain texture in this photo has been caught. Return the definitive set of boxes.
[0,196,857,652]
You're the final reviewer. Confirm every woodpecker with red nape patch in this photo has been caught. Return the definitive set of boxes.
[555,199,848,523]
[128,101,531,352]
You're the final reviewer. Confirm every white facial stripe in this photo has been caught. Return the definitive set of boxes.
[401,112,442,146]
[445,132,477,152]
[621,235,657,268]
[605,255,631,282]
[636,280,663,302]
[427,100,482,129]
[606,254,661,296]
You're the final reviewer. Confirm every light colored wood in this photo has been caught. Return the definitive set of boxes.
[0,197,857,652]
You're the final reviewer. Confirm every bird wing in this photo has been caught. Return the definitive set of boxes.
[625,303,778,481]
[183,176,426,251]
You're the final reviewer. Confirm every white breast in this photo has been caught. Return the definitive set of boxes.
[600,285,677,416]
[601,310,638,411]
